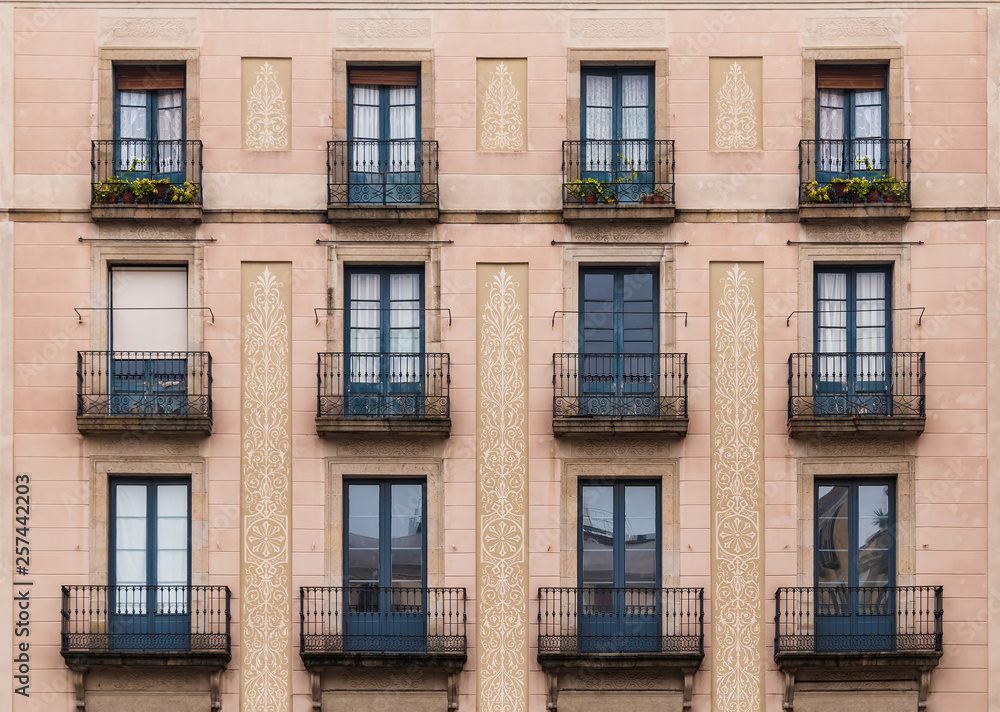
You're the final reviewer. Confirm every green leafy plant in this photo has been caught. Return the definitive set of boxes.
[844,176,872,203]
[131,177,158,203]
[169,181,199,204]
[94,175,128,203]
[872,174,909,203]
[565,177,617,204]
[801,180,831,204]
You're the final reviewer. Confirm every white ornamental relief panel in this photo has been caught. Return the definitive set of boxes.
[711,58,762,151]
[242,58,291,151]
[99,17,198,46]
[334,17,432,47]
[569,17,667,45]
[477,59,527,152]
[804,15,901,44]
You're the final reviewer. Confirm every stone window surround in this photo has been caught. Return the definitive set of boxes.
[565,49,670,142]
[89,456,209,586]
[333,49,435,142]
[88,242,206,351]
[97,48,201,141]
[795,243,912,353]
[796,456,916,587]
[325,457,445,588]
[560,244,677,354]
[325,243,443,353]
[801,46,904,142]
[560,458,680,589]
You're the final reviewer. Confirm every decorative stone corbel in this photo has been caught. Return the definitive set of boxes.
[545,671,560,711]
[447,672,459,711]
[72,669,87,711]
[917,667,932,710]
[209,670,222,711]
[782,669,796,711]
[310,671,322,711]
[682,669,695,711]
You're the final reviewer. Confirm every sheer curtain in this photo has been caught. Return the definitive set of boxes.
[818,89,845,173]
[118,90,148,171]
[816,272,847,383]
[388,273,420,383]
[156,90,183,175]
[353,85,380,173]
[388,86,417,173]
[584,75,613,171]
[350,273,381,383]
[620,74,649,172]
[855,272,887,382]
[852,90,884,170]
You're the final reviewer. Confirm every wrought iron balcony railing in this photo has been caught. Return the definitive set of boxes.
[538,587,704,655]
[562,139,675,206]
[798,138,910,204]
[553,353,687,419]
[300,586,467,655]
[61,585,231,654]
[787,351,925,419]
[327,140,439,206]
[774,586,943,655]
[91,139,203,206]
[317,352,449,419]
[77,351,212,418]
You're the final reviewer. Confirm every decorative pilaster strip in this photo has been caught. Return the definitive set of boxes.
[241,263,293,712]
[710,262,765,712]
[477,264,529,712]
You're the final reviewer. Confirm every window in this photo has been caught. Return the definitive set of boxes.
[109,477,191,651]
[109,266,190,416]
[816,66,887,179]
[345,480,426,651]
[581,67,653,201]
[814,265,890,416]
[348,67,420,204]
[115,66,186,182]
[815,478,895,651]
[344,266,424,416]
[579,267,658,415]
[579,480,660,652]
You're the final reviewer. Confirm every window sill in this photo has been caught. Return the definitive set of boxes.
[787,415,924,439]
[562,203,676,223]
[77,414,212,436]
[798,203,911,223]
[62,649,230,671]
[91,204,203,223]
[315,415,450,437]
[553,416,688,438]
[327,205,439,222]
[301,650,466,673]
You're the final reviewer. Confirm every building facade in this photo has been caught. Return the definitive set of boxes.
[2,3,999,712]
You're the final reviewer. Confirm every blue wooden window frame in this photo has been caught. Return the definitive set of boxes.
[113,66,186,183]
[108,477,192,651]
[578,479,661,652]
[813,264,892,416]
[814,478,896,651]
[343,266,425,416]
[343,479,427,652]
[816,68,887,181]
[347,76,421,204]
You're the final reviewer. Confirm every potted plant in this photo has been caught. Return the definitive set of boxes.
[801,180,831,204]
[640,187,669,204]
[131,177,157,204]
[565,177,616,205]
[153,178,172,202]
[94,175,128,204]
[169,181,199,204]
[873,174,908,203]
[828,177,849,201]
[844,176,871,203]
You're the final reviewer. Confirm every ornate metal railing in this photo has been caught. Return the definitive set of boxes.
[300,586,467,654]
[61,585,231,653]
[327,140,439,206]
[787,351,925,419]
[538,587,704,654]
[562,139,675,205]
[553,353,687,419]
[91,139,203,205]
[774,586,943,655]
[77,351,212,418]
[798,138,910,204]
[317,352,449,419]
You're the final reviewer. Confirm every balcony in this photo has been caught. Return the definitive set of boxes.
[787,352,925,438]
[327,140,439,222]
[316,352,450,437]
[299,586,467,671]
[60,585,231,670]
[798,139,911,222]
[537,587,704,710]
[552,353,688,437]
[774,586,942,709]
[76,351,212,436]
[562,139,675,222]
[90,140,203,222]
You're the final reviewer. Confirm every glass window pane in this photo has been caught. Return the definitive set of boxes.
[157,485,187,517]
[816,485,849,585]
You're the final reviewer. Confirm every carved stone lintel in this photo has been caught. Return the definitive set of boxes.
[545,671,560,711]
[917,668,932,710]
[310,671,322,711]
[682,670,695,711]
[73,669,87,711]
[782,669,796,711]
[447,672,459,711]
[209,670,222,711]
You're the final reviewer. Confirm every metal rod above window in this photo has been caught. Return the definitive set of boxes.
[74,306,215,324]
[551,310,688,328]
[784,306,924,327]
[314,306,451,326]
